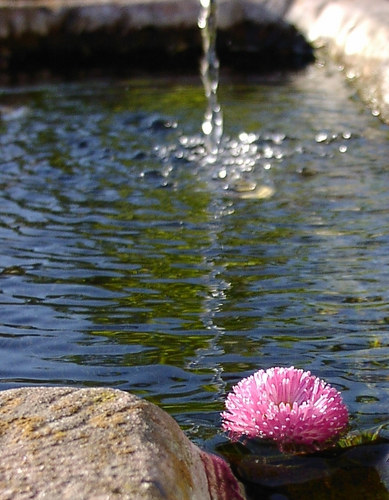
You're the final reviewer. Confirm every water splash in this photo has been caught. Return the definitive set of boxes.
[155,130,279,198]
[149,0,276,197]
[198,0,223,157]
[193,0,274,198]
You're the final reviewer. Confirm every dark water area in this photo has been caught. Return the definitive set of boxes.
[0,63,388,461]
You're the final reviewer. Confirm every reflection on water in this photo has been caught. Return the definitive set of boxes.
[0,65,388,453]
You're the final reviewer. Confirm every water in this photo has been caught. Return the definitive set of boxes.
[0,65,388,459]
[199,0,223,156]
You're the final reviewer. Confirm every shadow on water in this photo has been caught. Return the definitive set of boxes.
[217,434,389,499]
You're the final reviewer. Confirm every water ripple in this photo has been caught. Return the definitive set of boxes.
[0,67,388,447]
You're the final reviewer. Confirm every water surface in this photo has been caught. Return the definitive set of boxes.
[0,64,388,453]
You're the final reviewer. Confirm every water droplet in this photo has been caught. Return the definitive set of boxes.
[263,146,274,158]
[202,121,213,136]
[272,133,286,144]
[315,132,328,143]
[239,132,258,144]
[197,17,206,29]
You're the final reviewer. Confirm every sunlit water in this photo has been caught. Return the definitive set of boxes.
[0,65,388,457]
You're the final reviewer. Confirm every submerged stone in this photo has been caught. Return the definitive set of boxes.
[0,387,246,500]
[217,438,389,500]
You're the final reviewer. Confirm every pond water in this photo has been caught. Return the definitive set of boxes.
[0,63,388,460]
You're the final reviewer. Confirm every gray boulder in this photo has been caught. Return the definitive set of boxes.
[0,387,246,500]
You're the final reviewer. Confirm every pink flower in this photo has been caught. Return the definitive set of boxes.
[221,366,348,450]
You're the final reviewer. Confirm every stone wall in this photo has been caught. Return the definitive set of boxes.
[1,0,388,120]
[0,0,313,73]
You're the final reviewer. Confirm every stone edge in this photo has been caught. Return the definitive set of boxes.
[285,0,389,122]
[0,0,388,121]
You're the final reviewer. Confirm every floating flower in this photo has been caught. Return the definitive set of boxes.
[221,366,348,451]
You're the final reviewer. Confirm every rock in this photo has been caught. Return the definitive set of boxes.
[0,387,246,500]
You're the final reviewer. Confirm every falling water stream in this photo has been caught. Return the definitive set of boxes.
[199,0,223,156]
